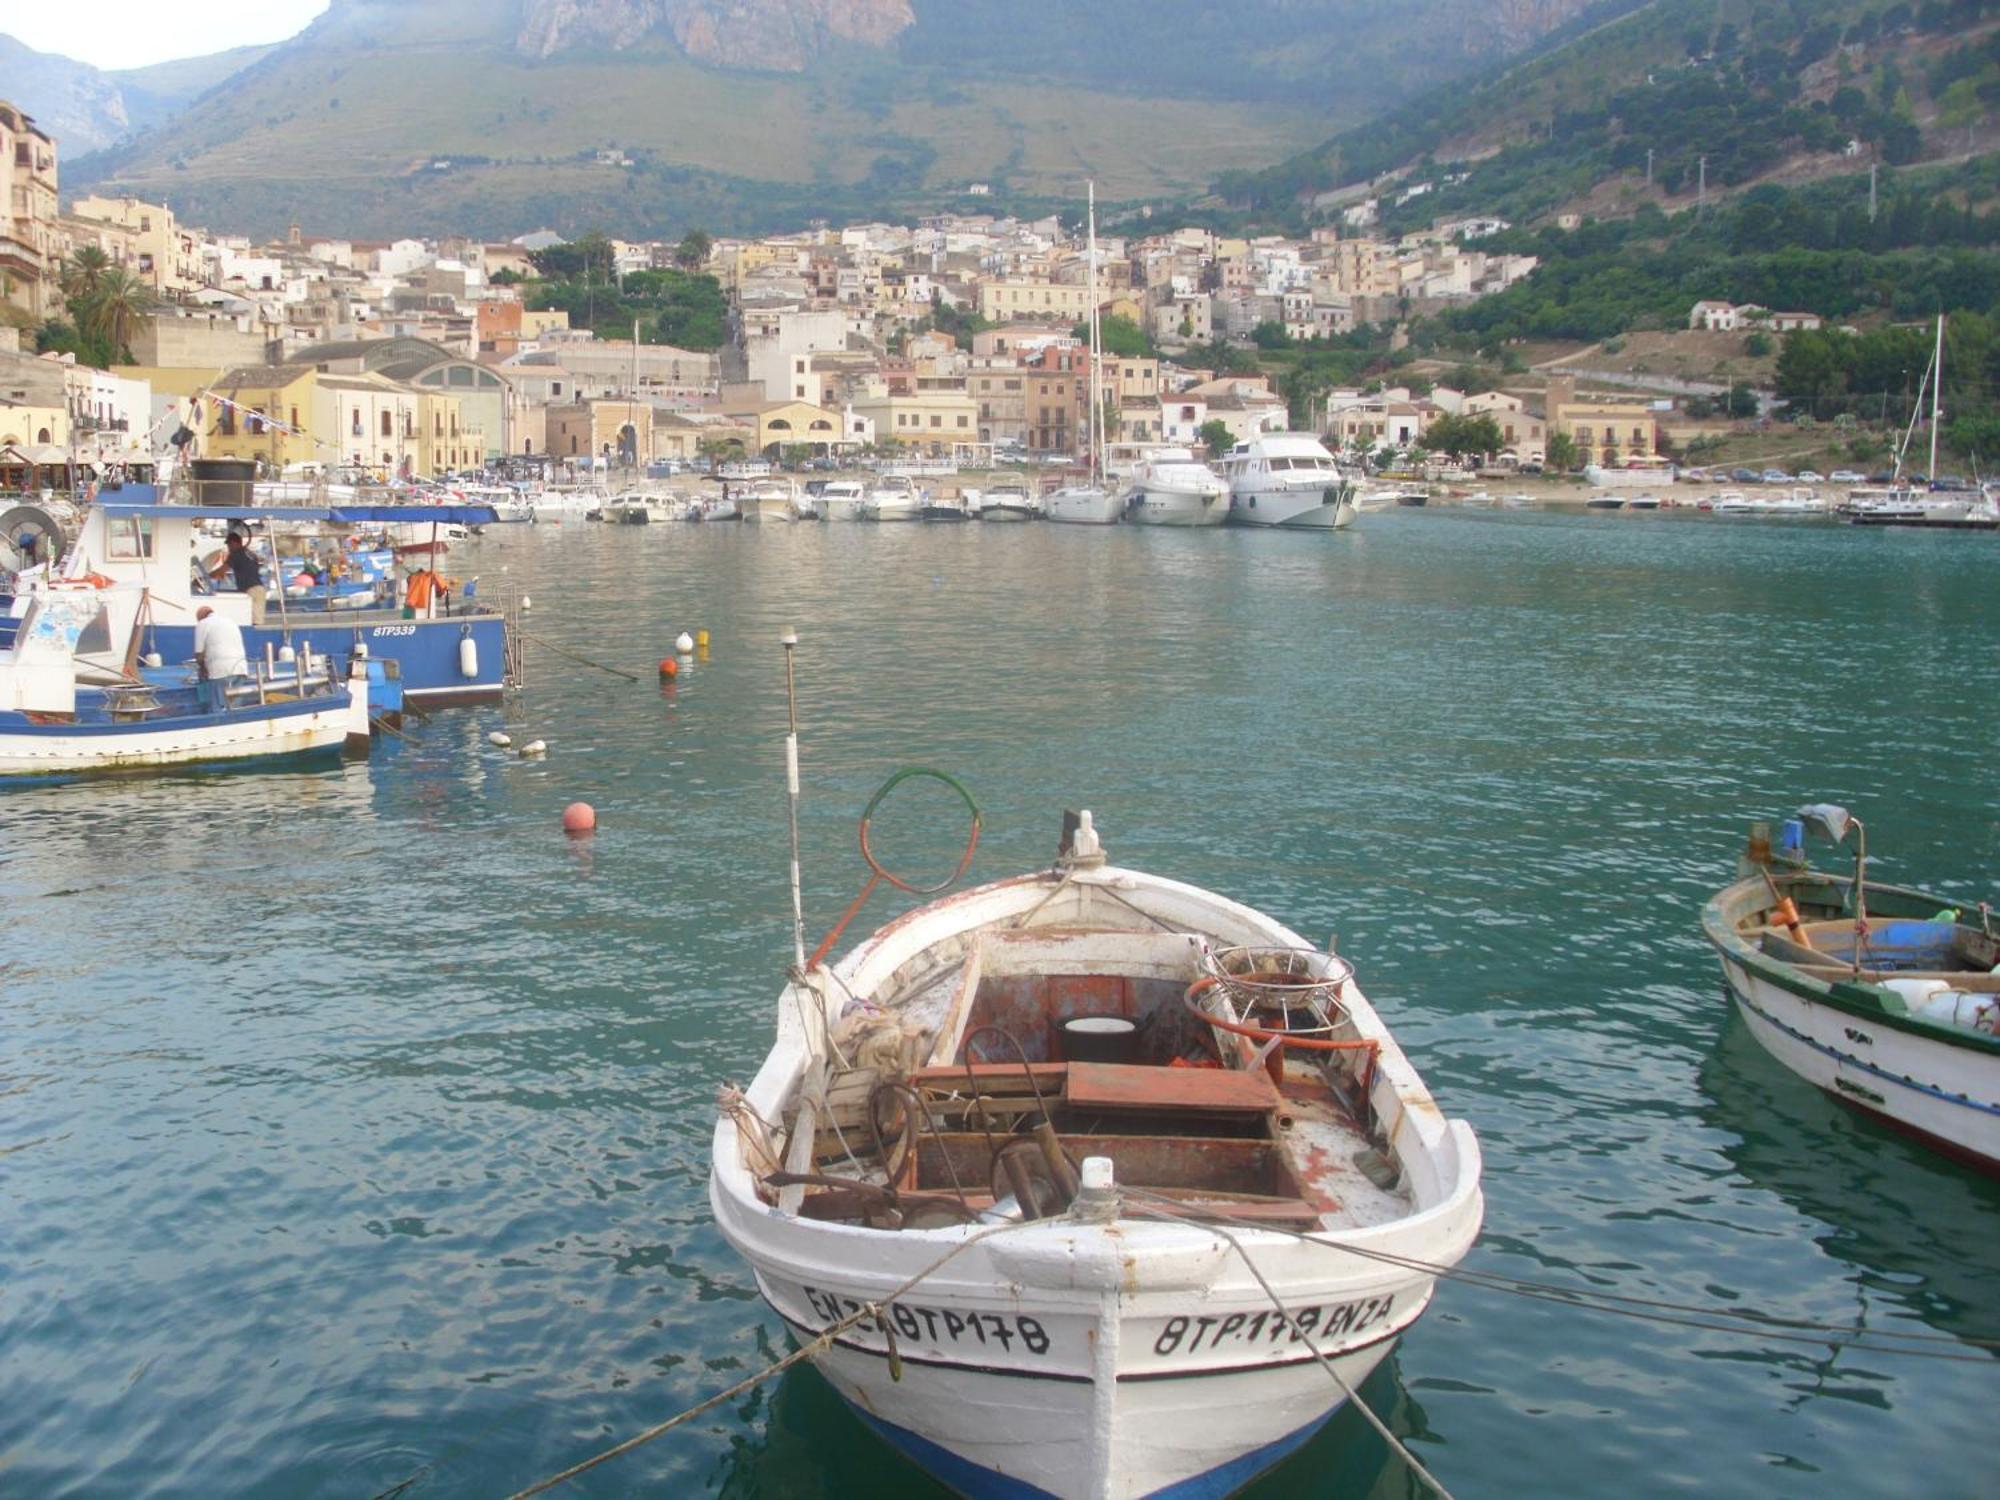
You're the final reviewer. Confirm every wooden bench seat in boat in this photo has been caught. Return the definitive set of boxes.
[1062,1060,1281,1116]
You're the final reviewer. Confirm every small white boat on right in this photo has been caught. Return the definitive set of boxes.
[1122,448,1228,527]
[1220,433,1358,529]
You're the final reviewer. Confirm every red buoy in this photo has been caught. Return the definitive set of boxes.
[658,658,679,678]
[562,801,597,834]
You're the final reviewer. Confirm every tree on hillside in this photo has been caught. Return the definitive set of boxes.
[1197,419,1235,458]
[530,233,614,282]
[1072,314,1152,358]
[1418,412,1504,463]
[489,267,524,286]
[674,230,713,271]
[1546,431,1579,471]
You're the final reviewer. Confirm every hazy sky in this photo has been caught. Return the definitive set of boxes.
[1,0,329,69]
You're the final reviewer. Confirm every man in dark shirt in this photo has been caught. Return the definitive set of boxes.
[212,532,267,625]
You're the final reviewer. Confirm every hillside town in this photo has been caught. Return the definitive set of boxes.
[1,94,1605,490]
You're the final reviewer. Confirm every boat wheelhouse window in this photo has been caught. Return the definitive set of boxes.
[106,514,154,559]
[76,605,113,656]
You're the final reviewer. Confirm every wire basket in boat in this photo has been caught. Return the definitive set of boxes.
[1200,946,1355,1034]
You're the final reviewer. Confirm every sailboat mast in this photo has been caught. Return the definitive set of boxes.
[1086,180,1100,483]
[1929,313,1944,485]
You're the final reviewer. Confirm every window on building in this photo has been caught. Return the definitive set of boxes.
[956,415,968,428]
[379,410,392,437]
[249,407,266,435]
[290,407,300,431]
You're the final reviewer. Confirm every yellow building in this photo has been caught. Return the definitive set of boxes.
[977,279,1092,323]
[724,398,843,456]
[416,388,484,476]
[65,195,201,296]
[1545,375,1658,468]
[0,400,66,446]
[545,398,653,466]
[848,384,980,454]
[201,365,324,471]
[0,100,61,322]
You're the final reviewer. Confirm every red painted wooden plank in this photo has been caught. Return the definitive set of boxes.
[1064,1061,1281,1114]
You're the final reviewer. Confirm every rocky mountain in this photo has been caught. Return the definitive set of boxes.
[54,0,1612,239]
[516,0,914,70]
[0,33,275,156]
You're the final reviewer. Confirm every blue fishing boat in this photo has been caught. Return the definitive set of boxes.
[45,488,514,709]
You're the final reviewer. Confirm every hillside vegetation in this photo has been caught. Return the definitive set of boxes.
[1225,0,1998,226]
[60,0,1599,240]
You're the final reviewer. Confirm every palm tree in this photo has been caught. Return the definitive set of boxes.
[79,267,157,363]
[60,244,111,303]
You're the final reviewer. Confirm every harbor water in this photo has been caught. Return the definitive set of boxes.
[4,509,1997,1498]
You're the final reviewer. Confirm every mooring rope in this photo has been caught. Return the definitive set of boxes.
[502,1216,1043,1498]
[1121,1189,2000,1361]
[1128,1194,1460,1500]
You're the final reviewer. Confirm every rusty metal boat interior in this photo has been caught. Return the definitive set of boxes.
[766,922,1414,1234]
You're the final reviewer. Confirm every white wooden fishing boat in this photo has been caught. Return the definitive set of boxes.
[712,704,1484,1498]
[0,589,370,778]
[1701,805,2000,1171]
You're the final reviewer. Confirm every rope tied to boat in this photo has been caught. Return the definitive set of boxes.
[500,1215,1046,1498]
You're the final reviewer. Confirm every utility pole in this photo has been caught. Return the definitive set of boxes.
[1868,162,1878,222]
[1645,148,1654,188]
[1697,156,1707,216]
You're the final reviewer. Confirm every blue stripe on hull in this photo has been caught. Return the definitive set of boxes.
[847,1400,1340,1499]
[144,615,505,702]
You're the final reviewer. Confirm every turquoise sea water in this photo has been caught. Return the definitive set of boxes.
[3,509,1997,1499]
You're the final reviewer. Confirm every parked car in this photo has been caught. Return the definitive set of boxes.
[1731,467,1759,483]
[1761,468,1792,483]
[1867,472,1897,484]
[1796,470,1824,483]
[1829,469,1864,483]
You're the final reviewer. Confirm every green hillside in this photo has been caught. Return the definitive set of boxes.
[62,0,1605,239]
[1224,0,2000,226]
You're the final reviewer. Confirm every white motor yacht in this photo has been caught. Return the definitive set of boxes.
[978,475,1042,522]
[1123,448,1228,527]
[739,478,802,523]
[1221,434,1358,529]
[860,474,923,522]
[817,479,867,522]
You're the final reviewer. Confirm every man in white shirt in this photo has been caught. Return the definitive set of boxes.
[193,605,249,710]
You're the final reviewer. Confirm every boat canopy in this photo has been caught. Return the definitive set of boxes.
[97,502,502,525]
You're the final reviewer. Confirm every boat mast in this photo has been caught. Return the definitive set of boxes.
[1928,312,1944,485]
[780,627,807,970]
[1086,180,1100,485]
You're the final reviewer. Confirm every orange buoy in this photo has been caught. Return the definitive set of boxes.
[562,802,597,834]
[658,658,679,678]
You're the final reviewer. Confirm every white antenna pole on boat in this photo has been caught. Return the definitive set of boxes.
[780,627,807,971]
[1928,313,1944,485]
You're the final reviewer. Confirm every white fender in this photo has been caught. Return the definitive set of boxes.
[459,633,479,679]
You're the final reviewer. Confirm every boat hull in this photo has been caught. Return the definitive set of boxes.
[0,692,360,778]
[1045,489,1124,525]
[1702,872,2000,1172]
[145,615,508,707]
[1227,487,1357,529]
[719,1192,1473,1500]
[1715,954,2000,1171]
[1126,485,1228,527]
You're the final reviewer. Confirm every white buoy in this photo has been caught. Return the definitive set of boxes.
[459,635,479,678]
[278,644,296,664]
[353,641,369,659]
[141,651,163,668]
[521,594,532,611]
[519,739,547,757]
[675,631,695,655]
[488,731,512,747]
